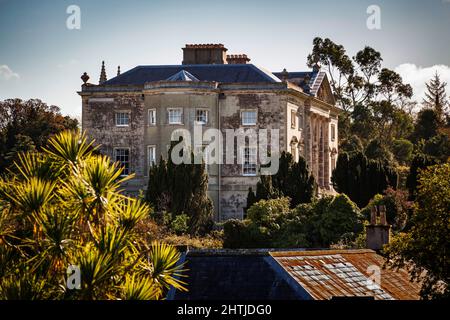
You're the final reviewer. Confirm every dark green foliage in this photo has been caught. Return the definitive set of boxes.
[145,141,213,235]
[249,152,315,208]
[332,151,398,208]
[362,187,412,231]
[411,109,440,142]
[365,138,393,162]
[223,195,363,249]
[422,134,450,162]
[392,139,414,165]
[244,187,257,216]
[0,99,78,173]
[406,154,438,200]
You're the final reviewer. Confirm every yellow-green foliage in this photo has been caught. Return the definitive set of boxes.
[0,131,186,300]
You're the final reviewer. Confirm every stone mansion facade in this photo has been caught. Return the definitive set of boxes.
[79,44,339,221]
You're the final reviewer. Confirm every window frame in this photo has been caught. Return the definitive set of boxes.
[242,146,257,176]
[114,147,131,176]
[115,111,130,127]
[148,109,156,126]
[291,109,297,129]
[241,110,257,126]
[167,108,183,125]
[195,109,209,125]
[147,145,156,169]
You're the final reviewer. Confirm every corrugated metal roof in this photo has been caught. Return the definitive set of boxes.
[103,64,282,85]
[270,249,421,300]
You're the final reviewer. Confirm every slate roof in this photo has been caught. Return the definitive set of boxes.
[272,71,327,96]
[166,70,199,81]
[271,249,421,300]
[173,254,302,300]
[103,64,281,85]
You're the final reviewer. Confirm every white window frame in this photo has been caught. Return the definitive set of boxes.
[148,109,156,126]
[291,110,297,129]
[115,112,130,127]
[242,146,257,176]
[168,108,183,124]
[195,109,209,125]
[114,147,130,176]
[241,110,257,126]
[147,145,156,169]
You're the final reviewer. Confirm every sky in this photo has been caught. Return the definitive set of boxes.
[1,0,450,119]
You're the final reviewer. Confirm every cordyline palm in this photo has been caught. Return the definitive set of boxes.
[0,130,186,300]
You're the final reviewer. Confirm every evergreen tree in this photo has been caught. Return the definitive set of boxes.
[411,109,440,142]
[332,151,398,208]
[249,152,315,208]
[422,72,448,124]
[244,187,257,215]
[145,139,213,235]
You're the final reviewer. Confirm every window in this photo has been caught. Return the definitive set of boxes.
[331,124,336,141]
[196,109,208,125]
[114,148,130,175]
[241,110,257,126]
[298,113,304,130]
[168,108,183,124]
[242,147,257,176]
[115,112,130,126]
[148,109,156,126]
[148,145,156,168]
[291,110,296,129]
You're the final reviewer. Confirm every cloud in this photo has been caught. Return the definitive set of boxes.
[0,65,20,80]
[394,63,450,103]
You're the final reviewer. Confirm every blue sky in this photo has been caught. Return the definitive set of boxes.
[1,0,450,118]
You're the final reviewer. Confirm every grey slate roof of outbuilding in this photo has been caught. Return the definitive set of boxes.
[103,64,282,85]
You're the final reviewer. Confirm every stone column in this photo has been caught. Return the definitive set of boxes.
[318,116,324,188]
[323,118,330,190]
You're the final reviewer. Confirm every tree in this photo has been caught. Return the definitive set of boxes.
[406,153,438,200]
[248,152,315,208]
[145,140,213,235]
[411,109,440,142]
[332,151,398,208]
[422,72,448,124]
[392,139,413,165]
[0,131,185,299]
[384,163,450,299]
[365,138,393,162]
[0,99,78,174]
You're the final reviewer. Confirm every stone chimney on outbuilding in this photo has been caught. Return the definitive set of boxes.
[226,54,251,64]
[182,44,228,65]
[366,205,391,251]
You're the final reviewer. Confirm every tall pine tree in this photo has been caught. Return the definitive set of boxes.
[422,72,448,125]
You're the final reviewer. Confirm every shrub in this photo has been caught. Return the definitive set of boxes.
[170,214,190,235]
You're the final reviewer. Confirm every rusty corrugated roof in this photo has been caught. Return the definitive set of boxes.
[270,249,421,300]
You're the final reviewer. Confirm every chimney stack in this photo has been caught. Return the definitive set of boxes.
[226,54,251,64]
[366,205,391,251]
[182,44,228,65]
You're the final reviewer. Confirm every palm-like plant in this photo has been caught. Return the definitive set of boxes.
[0,130,186,300]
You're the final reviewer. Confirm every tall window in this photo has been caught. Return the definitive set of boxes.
[242,147,257,176]
[115,112,130,126]
[196,109,208,125]
[241,110,257,126]
[148,109,156,126]
[298,113,304,130]
[291,110,296,129]
[114,148,130,175]
[168,108,183,124]
[331,124,336,141]
[148,145,156,168]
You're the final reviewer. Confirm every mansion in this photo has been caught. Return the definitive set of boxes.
[79,44,339,221]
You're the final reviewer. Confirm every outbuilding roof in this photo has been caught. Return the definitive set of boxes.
[271,249,422,300]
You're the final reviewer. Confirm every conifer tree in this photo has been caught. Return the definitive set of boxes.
[422,72,448,124]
